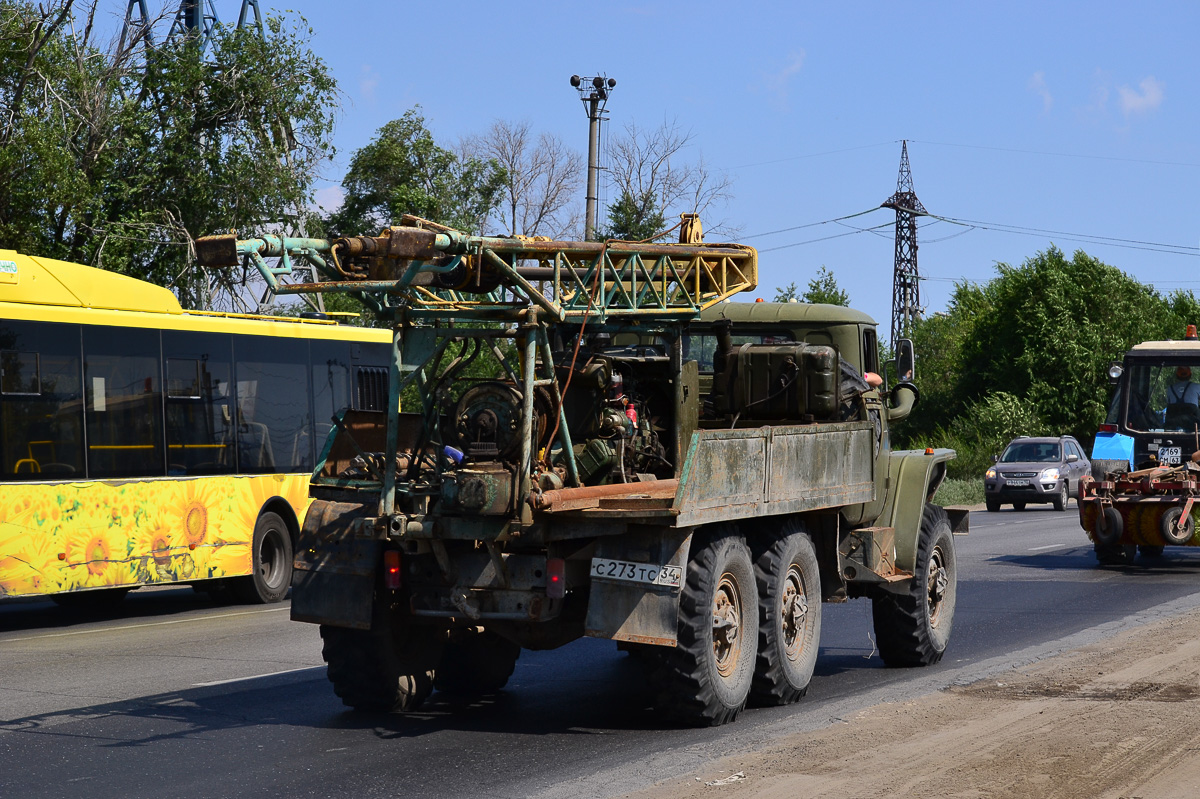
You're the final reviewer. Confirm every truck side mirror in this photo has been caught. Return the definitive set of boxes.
[896,339,915,384]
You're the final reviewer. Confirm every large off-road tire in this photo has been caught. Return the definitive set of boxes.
[872,503,957,667]
[231,511,293,604]
[1013,501,1027,512]
[985,498,1000,513]
[433,627,521,695]
[320,613,444,713]
[750,521,821,706]
[648,527,758,726]
[1052,483,1068,512]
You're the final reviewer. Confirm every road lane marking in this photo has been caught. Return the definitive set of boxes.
[193,666,322,687]
[1029,544,1064,551]
[1,605,290,643]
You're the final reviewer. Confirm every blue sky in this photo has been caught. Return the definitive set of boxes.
[143,2,1200,330]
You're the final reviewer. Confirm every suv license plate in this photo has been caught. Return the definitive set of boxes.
[1006,479,1029,487]
[591,558,682,587]
[1159,446,1183,465]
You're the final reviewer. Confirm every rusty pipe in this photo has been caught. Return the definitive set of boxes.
[530,479,679,511]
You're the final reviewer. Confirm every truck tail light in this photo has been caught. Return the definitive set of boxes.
[383,550,402,590]
[1098,424,1118,433]
[546,557,566,599]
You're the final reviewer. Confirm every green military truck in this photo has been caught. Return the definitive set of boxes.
[199,217,965,726]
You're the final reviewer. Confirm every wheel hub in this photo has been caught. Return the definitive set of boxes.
[781,565,809,658]
[712,573,743,678]
[927,546,948,626]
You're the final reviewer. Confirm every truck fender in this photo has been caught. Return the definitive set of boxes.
[877,448,960,573]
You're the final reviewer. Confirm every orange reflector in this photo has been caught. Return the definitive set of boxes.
[383,550,402,590]
[546,557,566,599]
[57,552,66,561]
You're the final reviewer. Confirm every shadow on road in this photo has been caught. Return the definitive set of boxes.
[989,547,1200,576]
[0,586,274,634]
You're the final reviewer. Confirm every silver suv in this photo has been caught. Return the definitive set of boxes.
[984,435,1091,512]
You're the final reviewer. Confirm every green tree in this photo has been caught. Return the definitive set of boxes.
[598,189,666,241]
[0,1,339,310]
[328,109,506,237]
[902,246,1200,454]
[801,266,848,306]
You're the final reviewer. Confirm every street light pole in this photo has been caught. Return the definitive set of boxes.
[570,75,616,240]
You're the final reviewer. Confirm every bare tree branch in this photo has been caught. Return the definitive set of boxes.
[605,119,736,236]
[463,120,584,239]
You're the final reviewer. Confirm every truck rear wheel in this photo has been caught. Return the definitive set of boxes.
[320,614,443,713]
[872,503,956,667]
[750,521,820,706]
[433,627,521,695]
[649,527,758,726]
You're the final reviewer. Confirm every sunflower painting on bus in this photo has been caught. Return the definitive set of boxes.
[0,475,310,597]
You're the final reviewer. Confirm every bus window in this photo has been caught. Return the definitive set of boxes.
[235,336,312,473]
[163,331,234,476]
[84,326,164,478]
[0,321,84,479]
[311,340,352,453]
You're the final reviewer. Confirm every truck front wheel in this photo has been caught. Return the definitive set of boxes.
[649,527,758,726]
[750,521,821,706]
[872,503,957,666]
[320,614,444,712]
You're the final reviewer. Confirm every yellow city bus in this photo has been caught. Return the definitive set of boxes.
[0,249,392,605]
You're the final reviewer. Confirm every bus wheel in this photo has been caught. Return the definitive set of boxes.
[321,616,443,712]
[872,503,957,666]
[648,526,758,726]
[232,511,293,604]
[750,521,821,706]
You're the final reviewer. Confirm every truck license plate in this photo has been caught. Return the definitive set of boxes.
[591,558,683,587]
[1159,446,1182,465]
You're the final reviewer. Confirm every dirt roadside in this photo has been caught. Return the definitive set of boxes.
[619,607,1200,799]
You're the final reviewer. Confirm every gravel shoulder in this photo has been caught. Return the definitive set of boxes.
[619,606,1200,799]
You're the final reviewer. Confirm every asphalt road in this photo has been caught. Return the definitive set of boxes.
[5,502,1200,799]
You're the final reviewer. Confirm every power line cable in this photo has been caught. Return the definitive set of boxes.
[908,139,1200,170]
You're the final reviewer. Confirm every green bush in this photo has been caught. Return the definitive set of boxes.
[933,478,984,507]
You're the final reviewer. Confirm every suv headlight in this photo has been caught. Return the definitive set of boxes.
[1040,467,1061,481]
[985,467,996,479]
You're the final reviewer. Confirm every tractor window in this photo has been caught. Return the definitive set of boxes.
[1125,363,1200,432]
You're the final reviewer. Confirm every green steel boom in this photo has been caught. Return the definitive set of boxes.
[196,216,758,322]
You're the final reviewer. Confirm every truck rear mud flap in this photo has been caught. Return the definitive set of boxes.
[291,501,381,630]
[584,528,692,646]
